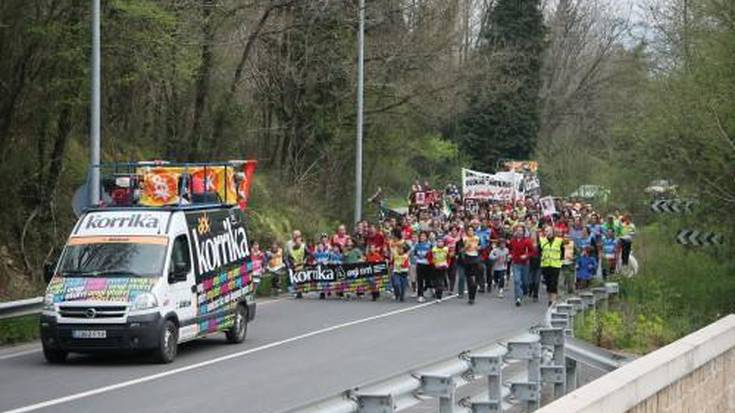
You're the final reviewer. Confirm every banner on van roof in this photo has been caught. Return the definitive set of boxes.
[288,262,391,295]
[134,161,257,208]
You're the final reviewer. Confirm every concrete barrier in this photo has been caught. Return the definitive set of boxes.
[536,314,735,413]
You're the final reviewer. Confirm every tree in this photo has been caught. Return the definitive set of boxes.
[452,0,546,170]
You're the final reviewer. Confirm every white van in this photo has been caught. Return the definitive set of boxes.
[40,205,256,363]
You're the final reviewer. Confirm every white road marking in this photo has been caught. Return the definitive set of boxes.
[0,348,41,361]
[3,295,456,413]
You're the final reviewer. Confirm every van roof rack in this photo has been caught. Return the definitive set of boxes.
[89,160,257,212]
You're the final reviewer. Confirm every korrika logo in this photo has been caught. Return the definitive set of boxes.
[85,214,159,230]
[197,212,211,235]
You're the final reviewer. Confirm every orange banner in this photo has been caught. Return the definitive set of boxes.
[137,162,257,208]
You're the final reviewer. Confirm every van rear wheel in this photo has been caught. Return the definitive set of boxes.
[225,305,247,344]
[152,320,178,364]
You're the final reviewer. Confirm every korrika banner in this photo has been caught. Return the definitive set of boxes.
[461,168,515,201]
[288,262,391,295]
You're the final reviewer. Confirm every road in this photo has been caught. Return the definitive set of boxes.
[0,293,546,413]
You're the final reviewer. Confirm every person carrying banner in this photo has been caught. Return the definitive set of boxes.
[540,226,565,307]
[430,238,449,301]
[366,244,384,301]
[286,233,307,298]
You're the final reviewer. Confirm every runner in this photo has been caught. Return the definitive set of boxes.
[430,238,449,301]
[462,226,481,305]
[489,239,509,298]
[412,232,432,303]
[509,224,533,307]
[540,226,565,307]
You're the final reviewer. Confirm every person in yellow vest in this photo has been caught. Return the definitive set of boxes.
[391,243,411,302]
[540,226,566,306]
[430,238,449,301]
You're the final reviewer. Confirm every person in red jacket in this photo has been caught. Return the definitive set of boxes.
[509,224,533,307]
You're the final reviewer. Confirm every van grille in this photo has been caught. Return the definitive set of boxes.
[58,305,127,319]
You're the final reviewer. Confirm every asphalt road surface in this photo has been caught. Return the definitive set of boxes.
[0,293,546,413]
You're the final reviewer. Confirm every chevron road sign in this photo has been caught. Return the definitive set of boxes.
[676,230,723,246]
[651,199,696,214]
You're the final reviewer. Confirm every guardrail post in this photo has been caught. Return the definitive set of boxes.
[565,357,577,392]
[357,394,395,413]
[539,328,566,400]
[580,292,595,311]
[550,312,572,336]
[420,374,456,413]
[592,287,608,312]
[566,297,584,327]
[470,345,507,413]
[507,333,541,412]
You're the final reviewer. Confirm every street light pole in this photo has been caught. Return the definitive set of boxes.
[89,0,101,206]
[354,0,365,224]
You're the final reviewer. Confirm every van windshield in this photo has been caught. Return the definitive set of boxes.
[59,237,168,278]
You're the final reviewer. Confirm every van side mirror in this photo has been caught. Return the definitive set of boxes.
[168,261,189,283]
[43,260,57,284]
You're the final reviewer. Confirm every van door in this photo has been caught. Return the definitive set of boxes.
[168,233,198,342]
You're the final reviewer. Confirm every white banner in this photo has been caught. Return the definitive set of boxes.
[462,168,515,201]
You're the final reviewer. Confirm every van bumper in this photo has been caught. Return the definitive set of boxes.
[40,313,163,353]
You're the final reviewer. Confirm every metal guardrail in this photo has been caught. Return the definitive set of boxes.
[0,297,43,321]
[283,282,626,413]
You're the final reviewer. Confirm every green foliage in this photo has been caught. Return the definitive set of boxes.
[452,0,546,170]
[0,315,39,345]
[576,223,735,354]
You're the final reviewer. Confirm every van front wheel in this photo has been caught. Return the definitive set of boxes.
[153,320,178,364]
[43,345,67,364]
[225,305,247,344]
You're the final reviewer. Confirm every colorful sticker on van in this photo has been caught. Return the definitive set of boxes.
[185,208,253,335]
[47,277,157,303]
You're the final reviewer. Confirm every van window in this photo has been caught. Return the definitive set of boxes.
[59,237,168,278]
[170,235,191,278]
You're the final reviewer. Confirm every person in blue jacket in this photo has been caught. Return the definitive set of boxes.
[575,246,597,290]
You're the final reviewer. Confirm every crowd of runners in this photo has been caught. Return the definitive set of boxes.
[249,181,637,307]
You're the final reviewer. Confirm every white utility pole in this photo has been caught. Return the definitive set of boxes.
[354,0,365,223]
[89,0,101,206]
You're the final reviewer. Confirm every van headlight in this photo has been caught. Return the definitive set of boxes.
[43,293,55,311]
[131,293,158,311]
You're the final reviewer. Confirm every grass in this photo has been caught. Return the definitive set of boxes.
[575,223,735,354]
[0,314,39,345]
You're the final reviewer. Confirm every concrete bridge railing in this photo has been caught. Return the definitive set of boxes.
[536,314,735,413]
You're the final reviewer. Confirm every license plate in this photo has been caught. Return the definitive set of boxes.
[72,330,107,339]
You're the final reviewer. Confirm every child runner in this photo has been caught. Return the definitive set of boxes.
[489,239,509,298]
[575,246,597,290]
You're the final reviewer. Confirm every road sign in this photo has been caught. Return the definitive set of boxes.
[676,230,723,246]
[651,199,695,214]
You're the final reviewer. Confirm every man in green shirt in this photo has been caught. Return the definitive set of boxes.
[602,215,622,238]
